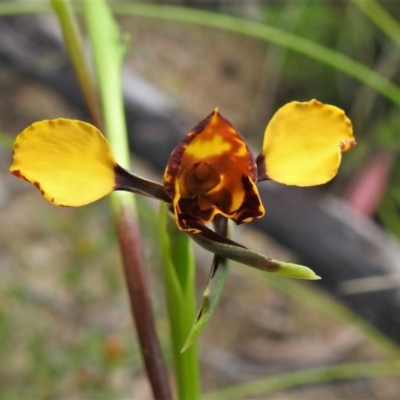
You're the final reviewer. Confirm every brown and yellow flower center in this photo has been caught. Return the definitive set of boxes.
[179,162,221,198]
[164,109,265,233]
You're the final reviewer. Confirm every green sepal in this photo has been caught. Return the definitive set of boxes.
[181,254,229,352]
[191,224,320,280]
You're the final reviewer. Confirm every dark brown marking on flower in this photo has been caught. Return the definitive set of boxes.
[191,110,215,135]
[180,162,221,198]
[174,195,217,233]
[255,154,270,182]
[163,134,192,198]
[204,186,232,216]
[340,139,357,153]
[233,175,265,224]
[11,169,29,182]
[33,181,45,196]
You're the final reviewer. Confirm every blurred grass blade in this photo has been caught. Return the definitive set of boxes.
[182,253,229,353]
[204,360,400,399]
[3,2,400,107]
[0,1,49,15]
[159,203,200,399]
[192,225,320,280]
[351,0,400,50]
[340,274,400,294]
[51,0,101,127]
[378,187,400,239]
[111,3,400,108]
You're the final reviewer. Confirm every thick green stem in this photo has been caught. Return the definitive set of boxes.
[82,1,129,172]
[159,203,200,399]
[82,1,172,398]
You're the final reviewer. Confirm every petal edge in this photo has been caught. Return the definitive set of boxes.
[10,119,117,206]
[257,99,356,186]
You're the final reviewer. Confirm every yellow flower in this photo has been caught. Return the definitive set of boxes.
[9,99,355,233]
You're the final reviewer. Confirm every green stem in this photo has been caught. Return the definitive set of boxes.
[159,203,200,400]
[82,1,172,398]
[51,0,101,128]
[82,1,130,175]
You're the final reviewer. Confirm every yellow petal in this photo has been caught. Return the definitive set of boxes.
[10,119,117,206]
[257,99,356,186]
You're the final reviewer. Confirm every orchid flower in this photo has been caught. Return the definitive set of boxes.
[10,99,355,268]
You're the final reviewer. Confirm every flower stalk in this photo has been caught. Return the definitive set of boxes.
[51,0,101,128]
[52,1,172,398]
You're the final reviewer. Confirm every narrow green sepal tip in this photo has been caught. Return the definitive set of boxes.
[180,339,192,353]
[180,320,201,353]
[275,262,321,280]
[190,226,320,280]
[181,254,230,353]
